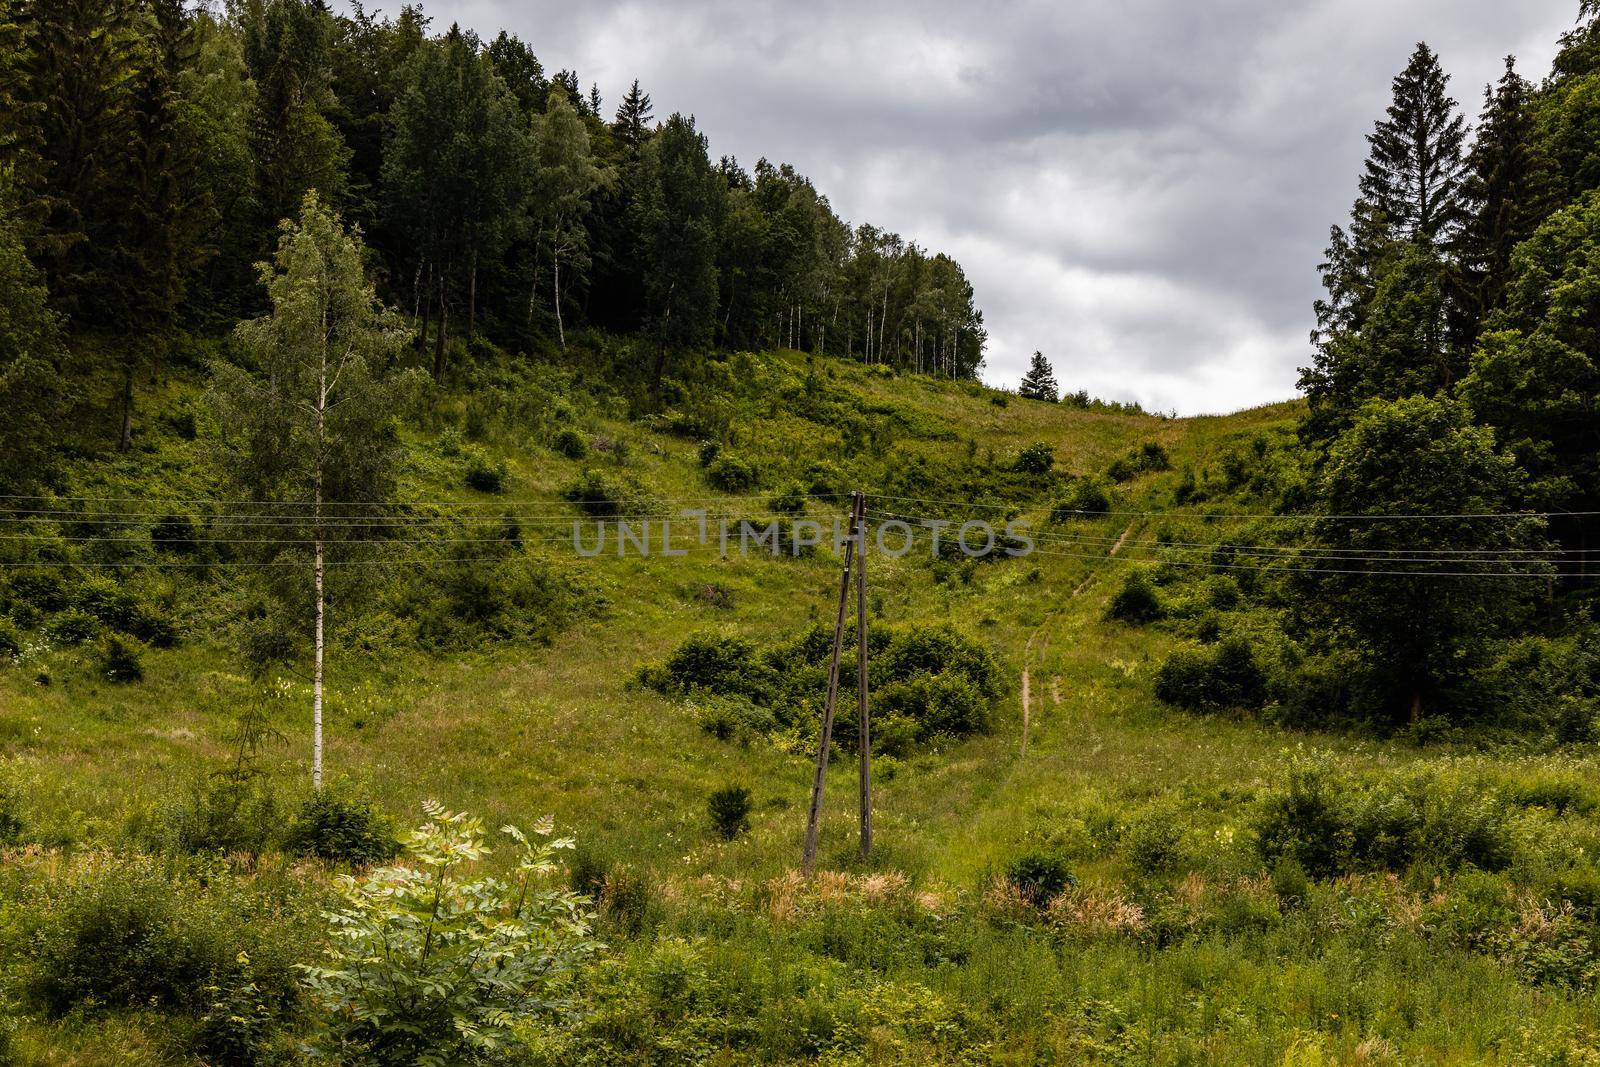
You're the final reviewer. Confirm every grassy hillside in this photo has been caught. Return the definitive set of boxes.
[5,346,1600,1063]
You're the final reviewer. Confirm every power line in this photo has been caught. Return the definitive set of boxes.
[866,492,1599,522]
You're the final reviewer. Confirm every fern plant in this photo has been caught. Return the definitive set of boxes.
[300,802,598,1065]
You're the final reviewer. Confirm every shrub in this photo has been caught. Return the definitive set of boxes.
[301,803,598,1064]
[284,788,399,865]
[708,785,752,840]
[1107,570,1163,624]
[1051,477,1112,520]
[23,854,300,1026]
[1013,442,1055,475]
[769,482,808,514]
[1254,762,1350,878]
[1155,636,1266,711]
[696,440,721,467]
[879,671,990,740]
[0,616,19,658]
[553,427,589,459]
[97,635,143,683]
[43,607,98,645]
[1005,852,1074,906]
[706,454,761,493]
[8,570,70,613]
[1255,763,1512,879]
[463,446,507,492]
[76,576,142,630]
[563,468,640,518]
[0,776,24,844]
[1139,441,1171,471]
[1123,811,1183,874]
[642,631,768,699]
[151,513,199,553]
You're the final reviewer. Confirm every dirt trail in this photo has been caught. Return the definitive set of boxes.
[1019,521,1136,754]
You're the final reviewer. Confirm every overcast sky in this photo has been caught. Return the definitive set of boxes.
[395,0,1578,413]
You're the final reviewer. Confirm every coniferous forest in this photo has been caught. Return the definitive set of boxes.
[1,1,1600,1063]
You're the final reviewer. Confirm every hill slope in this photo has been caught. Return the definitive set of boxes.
[6,348,1600,1062]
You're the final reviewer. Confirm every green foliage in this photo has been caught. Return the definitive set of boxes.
[1106,570,1163,624]
[42,607,98,645]
[552,427,589,459]
[646,622,1000,756]
[1292,396,1546,724]
[1051,476,1112,519]
[21,853,303,1025]
[1017,351,1058,402]
[461,445,507,492]
[284,787,398,866]
[300,803,597,1065]
[1005,852,1074,906]
[1255,759,1512,879]
[1154,636,1267,712]
[707,785,752,840]
[705,453,761,493]
[768,482,808,514]
[1107,440,1172,482]
[1012,441,1055,475]
[97,635,144,683]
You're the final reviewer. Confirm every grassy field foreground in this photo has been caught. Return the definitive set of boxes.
[3,349,1600,1063]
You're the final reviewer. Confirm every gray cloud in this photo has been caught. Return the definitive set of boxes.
[406,0,1577,413]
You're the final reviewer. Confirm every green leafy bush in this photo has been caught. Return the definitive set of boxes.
[284,787,399,866]
[1107,570,1163,624]
[553,427,589,459]
[1254,761,1513,879]
[23,854,302,1025]
[1050,477,1112,520]
[151,513,199,553]
[43,607,98,645]
[1155,636,1266,711]
[96,635,144,683]
[1013,442,1055,475]
[0,776,24,844]
[563,468,646,517]
[641,631,771,699]
[301,803,597,1064]
[769,482,808,514]
[0,615,19,658]
[462,446,508,492]
[706,454,761,493]
[879,671,990,741]
[707,785,752,840]
[1123,811,1183,874]
[1005,852,1074,906]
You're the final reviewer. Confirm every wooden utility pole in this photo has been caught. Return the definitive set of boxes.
[856,492,872,860]
[802,491,864,874]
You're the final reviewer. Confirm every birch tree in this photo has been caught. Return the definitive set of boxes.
[210,193,411,790]
[528,86,610,348]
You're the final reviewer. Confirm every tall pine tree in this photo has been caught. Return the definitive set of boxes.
[1454,57,1551,345]
[1018,351,1058,401]
[1360,42,1467,244]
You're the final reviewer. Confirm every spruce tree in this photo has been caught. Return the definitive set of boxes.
[1018,350,1058,401]
[632,113,725,387]
[1359,42,1467,244]
[612,79,653,155]
[1455,57,1550,343]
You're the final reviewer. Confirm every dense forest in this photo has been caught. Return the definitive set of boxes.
[0,0,987,496]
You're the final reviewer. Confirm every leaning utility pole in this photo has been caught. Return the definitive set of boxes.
[856,492,872,861]
[802,491,868,874]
